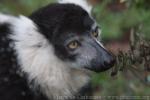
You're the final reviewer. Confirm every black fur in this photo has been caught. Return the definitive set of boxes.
[0,23,49,100]
[30,3,94,61]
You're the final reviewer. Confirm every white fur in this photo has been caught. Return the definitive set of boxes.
[58,0,92,14]
[0,13,90,99]
[0,13,16,24]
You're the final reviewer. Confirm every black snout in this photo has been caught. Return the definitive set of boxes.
[85,43,116,72]
[99,50,116,72]
[92,51,115,72]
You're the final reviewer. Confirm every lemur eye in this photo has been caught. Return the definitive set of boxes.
[68,41,79,50]
[92,32,98,38]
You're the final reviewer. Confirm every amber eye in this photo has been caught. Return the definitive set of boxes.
[92,32,98,38]
[68,41,79,50]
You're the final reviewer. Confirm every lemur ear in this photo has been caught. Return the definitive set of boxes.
[58,0,92,14]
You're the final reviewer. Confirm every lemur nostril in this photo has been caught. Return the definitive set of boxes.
[109,57,116,66]
[104,56,116,67]
[111,59,116,66]
[104,61,109,66]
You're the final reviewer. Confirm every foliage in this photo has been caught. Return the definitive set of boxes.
[112,27,150,80]
[93,0,150,40]
[91,1,150,96]
[0,0,55,15]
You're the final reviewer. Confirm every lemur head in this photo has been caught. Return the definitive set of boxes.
[30,3,115,72]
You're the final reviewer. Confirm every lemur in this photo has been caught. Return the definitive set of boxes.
[0,0,115,100]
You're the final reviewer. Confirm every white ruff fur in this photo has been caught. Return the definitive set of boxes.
[0,13,16,24]
[0,13,90,99]
[58,0,92,14]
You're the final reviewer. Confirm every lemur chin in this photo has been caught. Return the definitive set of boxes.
[0,0,115,100]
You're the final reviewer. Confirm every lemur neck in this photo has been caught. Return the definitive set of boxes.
[43,68,91,100]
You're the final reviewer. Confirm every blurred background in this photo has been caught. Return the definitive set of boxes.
[0,0,150,99]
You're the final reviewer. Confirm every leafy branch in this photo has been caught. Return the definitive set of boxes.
[111,26,150,85]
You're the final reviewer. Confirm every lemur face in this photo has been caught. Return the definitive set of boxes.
[30,3,115,72]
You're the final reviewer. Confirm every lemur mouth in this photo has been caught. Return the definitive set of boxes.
[84,57,116,73]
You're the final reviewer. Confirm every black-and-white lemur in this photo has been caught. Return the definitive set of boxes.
[0,0,115,100]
